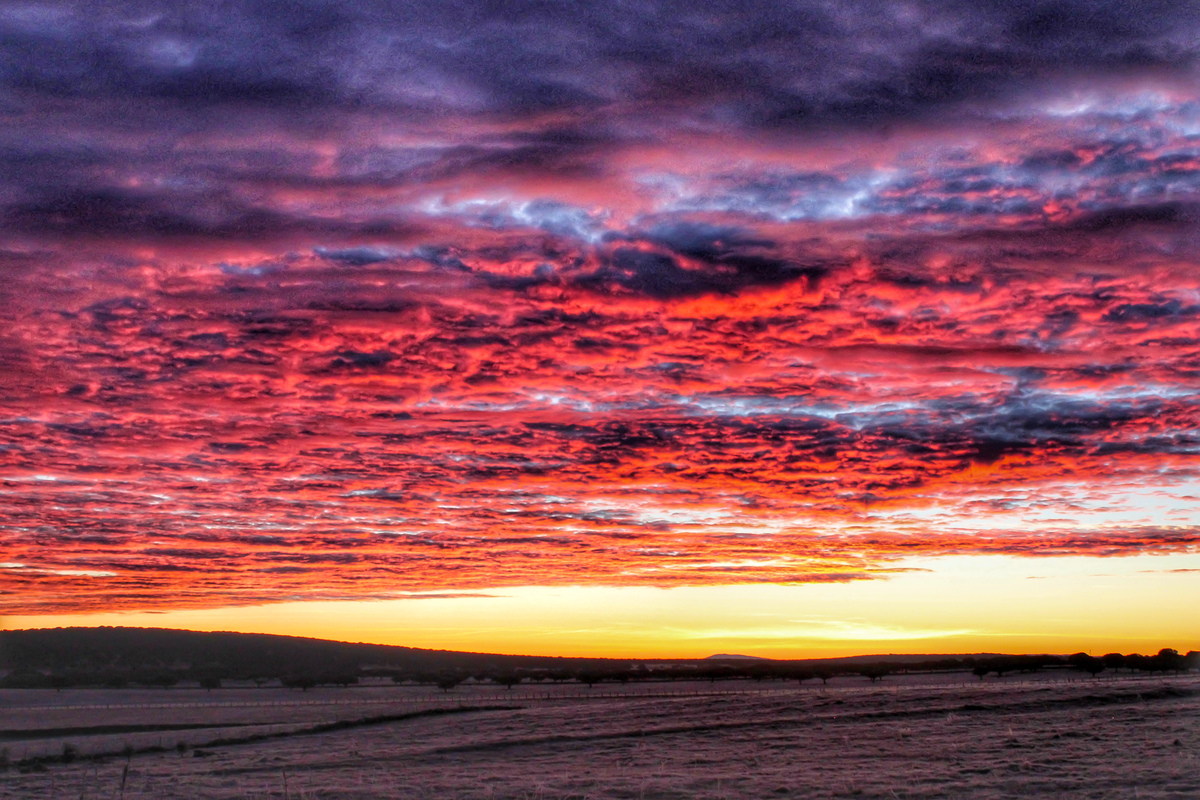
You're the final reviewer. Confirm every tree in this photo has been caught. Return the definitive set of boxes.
[436,675,463,693]
[493,674,522,690]
[576,670,603,688]
[152,673,180,689]
[199,675,222,692]
[320,672,358,687]
[788,668,811,685]
[1156,648,1185,673]
[859,665,889,683]
[813,669,833,685]
[973,664,990,681]
[282,674,317,691]
[987,657,1017,678]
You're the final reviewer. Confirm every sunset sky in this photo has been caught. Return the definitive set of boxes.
[2,0,1199,657]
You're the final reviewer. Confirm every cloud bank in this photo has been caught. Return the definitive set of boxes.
[2,0,1200,612]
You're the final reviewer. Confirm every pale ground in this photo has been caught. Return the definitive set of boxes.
[2,673,1197,799]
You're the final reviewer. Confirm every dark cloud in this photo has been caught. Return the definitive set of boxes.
[1105,300,1200,323]
[2,1,1197,124]
[314,246,395,266]
[1,186,426,242]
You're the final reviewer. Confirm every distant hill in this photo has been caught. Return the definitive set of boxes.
[0,627,623,678]
[7,627,1181,688]
[0,628,1019,677]
[705,654,767,660]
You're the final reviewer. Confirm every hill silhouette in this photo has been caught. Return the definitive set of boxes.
[0,627,601,678]
[0,628,1194,689]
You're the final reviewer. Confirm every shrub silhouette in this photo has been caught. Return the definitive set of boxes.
[1102,653,1126,672]
[320,672,359,687]
[493,674,522,690]
[859,665,889,683]
[972,664,989,680]
[576,670,603,688]
[987,658,1015,677]
[436,675,463,692]
[282,674,317,691]
[1068,653,1105,677]
[787,667,811,684]
[1126,650,1185,674]
[198,675,222,691]
[1156,648,1186,673]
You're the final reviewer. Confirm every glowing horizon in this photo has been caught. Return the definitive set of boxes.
[7,554,1200,659]
[2,1,1199,656]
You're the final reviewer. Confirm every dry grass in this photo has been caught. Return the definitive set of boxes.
[2,674,1197,798]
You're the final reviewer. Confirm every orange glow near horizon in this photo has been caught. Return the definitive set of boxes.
[7,555,1199,659]
[3,14,1200,646]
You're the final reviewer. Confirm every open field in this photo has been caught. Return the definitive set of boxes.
[3,673,1198,799]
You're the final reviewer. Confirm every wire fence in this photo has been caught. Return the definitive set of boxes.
[6,672,1196,713]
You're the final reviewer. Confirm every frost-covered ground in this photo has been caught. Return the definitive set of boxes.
[3,673,1197,799]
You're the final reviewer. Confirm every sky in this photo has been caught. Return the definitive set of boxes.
[2,0,1199,657]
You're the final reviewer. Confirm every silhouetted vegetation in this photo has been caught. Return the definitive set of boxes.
[492,674,522,690]
[575,670,604,688]
[436,675,464,692]
[280,675,317,691]
[859,665,890,682]
[1068,653,1106,677]
[1,628,1194,691]
[1103,653,1127,671]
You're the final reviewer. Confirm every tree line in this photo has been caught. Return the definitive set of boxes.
[4,649,1196,691]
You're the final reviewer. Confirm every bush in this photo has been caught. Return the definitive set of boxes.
[859,665,889,683]
[1068,653,1105,677]
[492,674,522,690]
[282,675,317,691]
[576,670,604,688]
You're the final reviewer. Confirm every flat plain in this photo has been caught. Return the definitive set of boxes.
[3,673,1197,799]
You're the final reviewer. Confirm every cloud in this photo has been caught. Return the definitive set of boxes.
[11,0,1197,124]
[2,0,1200,613]
[314,246,397,266]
